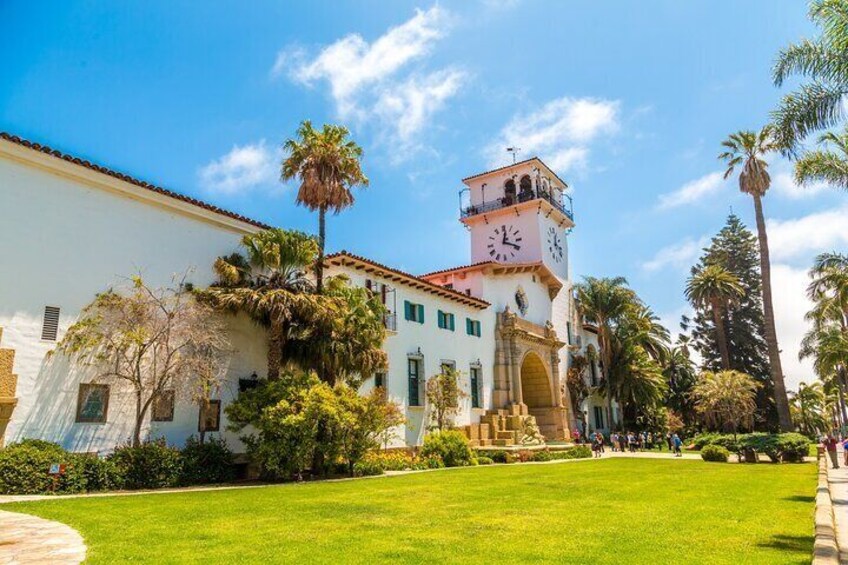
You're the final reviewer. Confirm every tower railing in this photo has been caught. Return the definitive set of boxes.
[461,188,574,221]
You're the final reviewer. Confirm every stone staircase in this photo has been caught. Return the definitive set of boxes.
[461,404,545,448]
[0,328,18,448]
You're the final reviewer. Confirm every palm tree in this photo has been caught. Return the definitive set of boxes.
[692,370,760,438]
[795,128,848,190]
[575,276,637,429]
[685,264,745,370]
[772,0,848,150]
[282,121,369,294]
[199,229,324,381]
[719,127,793,431]
[664,343,698,426]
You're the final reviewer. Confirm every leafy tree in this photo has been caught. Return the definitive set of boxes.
[282,121,369,294]
[719,127,793,431]
[692,370,761,438]
[425,367,468,431]
[795,128,848,189]
[200,229,323,381]
[772,0,848,150]
[685,264,745,370]
[687,214,775,429]
[565,353,590,438]
[56,273,231,447]
[789,381,828,437]
[663,343,698,427]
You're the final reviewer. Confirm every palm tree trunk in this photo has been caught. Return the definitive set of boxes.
[711,303,731,370]
[316,206,326,294]
[839,367,848,431]
[268,320,284,381]
[752,193,792,431]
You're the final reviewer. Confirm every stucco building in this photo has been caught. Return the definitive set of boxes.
[0,133,615,453]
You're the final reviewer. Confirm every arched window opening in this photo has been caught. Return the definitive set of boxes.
[503,179,516,203]
[519,175,533,200]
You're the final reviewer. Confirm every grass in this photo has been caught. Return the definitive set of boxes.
[5,459,815,564]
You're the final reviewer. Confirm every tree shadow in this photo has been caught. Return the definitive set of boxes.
[756,533,814,555]
[782,495,815,503]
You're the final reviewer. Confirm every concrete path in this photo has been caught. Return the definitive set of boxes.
[0,510,86,564]
[824,450,848,564]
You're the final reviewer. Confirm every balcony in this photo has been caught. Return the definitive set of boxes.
[383,313,397,332]
[461,189,574,221]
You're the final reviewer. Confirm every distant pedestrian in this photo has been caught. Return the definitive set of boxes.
[826,435,840,469]
[592,432,603,458]
[842,437,848,466]
[666,432,673,451]
[572,428,581,445]
[672,433,683,457]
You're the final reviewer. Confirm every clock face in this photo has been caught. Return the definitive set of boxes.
[546,226,564,263]
[487,224,522,261]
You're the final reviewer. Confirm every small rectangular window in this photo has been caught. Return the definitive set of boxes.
[405,301,424,324]
[590,361,598,387]
[41,306,60,341]
[470,367,481,409]
[76,383,109,423]
[152,390,175,422]
[466,318,481,337]
[374,372,386,390]
[593,406,604,430]
[408,358,421,406]
[437,311,455,331]
[199,399,221,432]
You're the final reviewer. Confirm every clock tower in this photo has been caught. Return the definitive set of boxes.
[460,157,574,279]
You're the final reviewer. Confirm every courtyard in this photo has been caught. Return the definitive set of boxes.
[2,458,815,564]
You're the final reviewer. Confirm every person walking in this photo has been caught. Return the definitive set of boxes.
[826,435,840,469]
[666,432,673,451]
[592,432,603,458]
[672,433,683,457]
[842,436,848,467]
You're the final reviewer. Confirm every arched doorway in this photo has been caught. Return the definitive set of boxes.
[520,352,552,408]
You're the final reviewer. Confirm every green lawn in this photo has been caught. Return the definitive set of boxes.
[5,459,815,564]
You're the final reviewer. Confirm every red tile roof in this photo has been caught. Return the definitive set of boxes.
[461,156,569,189]
[325,251,490,309]
[0,132,272,230]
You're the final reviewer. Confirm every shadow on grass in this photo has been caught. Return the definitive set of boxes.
[756,533,813,556]
[782,495,815,503]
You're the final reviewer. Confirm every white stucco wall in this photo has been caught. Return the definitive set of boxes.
[0,147,268,454]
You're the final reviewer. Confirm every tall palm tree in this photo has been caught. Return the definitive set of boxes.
[795,128,848,190]
[575,276,637,429]
[692,369,760,438]
[200,229,324,381]
[282,121,369,294]
[719,127,793,431]
[772,0,848,150]
[790,381,828,437]
[685,264,745,371]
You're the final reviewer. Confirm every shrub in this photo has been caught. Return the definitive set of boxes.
[0,440,74,495]
[420,431,476,467]
[477,456,494,465]
[776,433,811,463]
[534,446,592,461]
[71,454,123,492]
[487,450,515,464]
[108,440,182,490]
[353,454,385,477]
[179,436,235,486]
[352,450,444,476]
[701,444,730,462]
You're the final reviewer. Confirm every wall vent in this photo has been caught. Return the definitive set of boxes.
[41,306,60,341]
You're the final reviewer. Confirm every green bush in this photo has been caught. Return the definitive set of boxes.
[71,454,123,492]
[420,431,476,467]
[486,450,515,463]
[0,440,76,495]
[108,440,182,490]
[477,456,494,465]
[353,455,385,477]
[180,436,235,486]
[776,433,811,463]
[701,444,730,462]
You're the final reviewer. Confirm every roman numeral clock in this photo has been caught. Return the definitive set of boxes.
[487,224,522,261]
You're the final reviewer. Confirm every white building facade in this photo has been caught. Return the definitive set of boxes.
[0,134,612,453]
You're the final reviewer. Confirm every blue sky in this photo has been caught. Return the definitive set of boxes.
[3,1,847,388]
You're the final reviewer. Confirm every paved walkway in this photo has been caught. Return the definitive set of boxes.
[0,510,86,564]
[824,450,848,564]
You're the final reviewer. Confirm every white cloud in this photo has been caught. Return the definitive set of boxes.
[771,263,815,390]
[198,140,278,195]
[641,236,707,273]
[485,97,620,172]
[771,169,830,200]
[274,6,460,155]
[767,205,848,262]
[657,171,726,210]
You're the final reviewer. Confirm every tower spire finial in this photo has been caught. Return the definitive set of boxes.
[506,147,521,164]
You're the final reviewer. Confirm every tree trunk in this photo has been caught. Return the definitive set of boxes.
[752,193,792,431]
[267,320,284,381]
[133,390,144,448]
[316,206,326,294]
[839,367,848,431]
[711,302,731,370]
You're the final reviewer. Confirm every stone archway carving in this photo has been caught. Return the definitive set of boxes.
[492,308,572,440]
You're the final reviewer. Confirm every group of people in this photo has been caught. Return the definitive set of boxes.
[580,429,684,458]
[822,434,848,469]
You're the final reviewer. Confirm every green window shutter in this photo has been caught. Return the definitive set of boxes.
[477,321,482,337]
[404,300,412,321]
[437,310,444,329]
[449,314,455,331]
[417,304,424,324]
[466,318,472,335]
